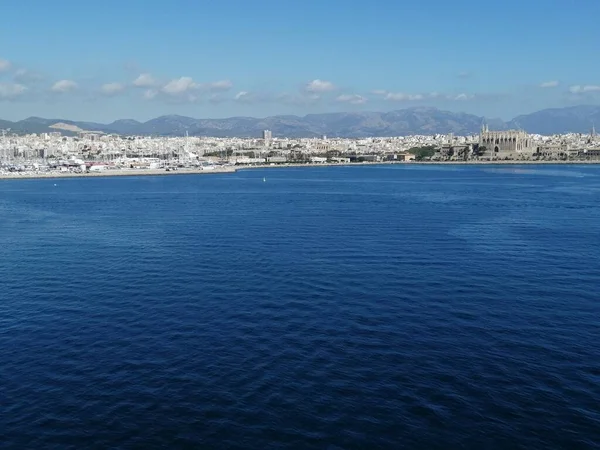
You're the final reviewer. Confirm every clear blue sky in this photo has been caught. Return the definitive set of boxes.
[0,0,599,122]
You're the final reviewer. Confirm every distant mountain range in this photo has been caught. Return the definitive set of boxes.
[1,105,599,138]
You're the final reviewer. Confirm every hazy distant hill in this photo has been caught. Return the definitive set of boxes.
[105,119,143,135]
[0,117,107,136]
[508,105,600,135]
[1,105,599,137]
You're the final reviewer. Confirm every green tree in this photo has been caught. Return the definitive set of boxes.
[408,146,436,160]
[473,145,486,157]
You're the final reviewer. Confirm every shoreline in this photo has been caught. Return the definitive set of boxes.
[243,160,600,169]
[2,159,600,180]
[411,160,600,165]
[0,167,237,180]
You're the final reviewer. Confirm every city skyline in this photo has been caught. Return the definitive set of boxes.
[1,0,600,122]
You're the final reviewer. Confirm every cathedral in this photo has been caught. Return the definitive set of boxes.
[479,125,536,158]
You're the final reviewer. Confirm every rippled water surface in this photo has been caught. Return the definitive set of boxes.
[2,165,600,449]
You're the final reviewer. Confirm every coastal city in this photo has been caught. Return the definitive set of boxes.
[5,1,600,448]
[1,125,600,178]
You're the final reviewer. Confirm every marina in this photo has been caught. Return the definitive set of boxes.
[2,123,600,182]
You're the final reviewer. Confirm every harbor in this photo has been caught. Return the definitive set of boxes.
[3,125,600,181]
[5,159,600,181]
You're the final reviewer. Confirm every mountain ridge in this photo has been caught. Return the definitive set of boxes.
[1,105,599,137]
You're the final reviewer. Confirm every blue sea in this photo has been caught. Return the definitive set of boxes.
[2,165,600,449]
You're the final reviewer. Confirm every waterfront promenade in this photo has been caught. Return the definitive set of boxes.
[0,166,237,180]
[2,159,600,180]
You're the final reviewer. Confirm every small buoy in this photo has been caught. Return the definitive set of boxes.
[263,177,266,182]
[54,183,57,187]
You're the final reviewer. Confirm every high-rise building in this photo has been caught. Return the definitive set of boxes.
[262,130,272,148]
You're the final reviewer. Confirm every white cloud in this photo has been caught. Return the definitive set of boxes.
[451,93,475,101]
[202,79,233,91]
[133,73,157,87]
[384,92,424,101]
[336,94,367,105]
[162,77,198,95]
[377,90,477,101]
[569,85,600,94]
[152,77,233,101]
[101,82,126,95]
[0,83,27,98]
[232,90,272,104]
[305,79,336,93]
[51,79,78,93]
[0,59,11,72]
[143,89,157,100]
[234,91,251,102]
[540,80,559,88]
[14,68,43,83]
